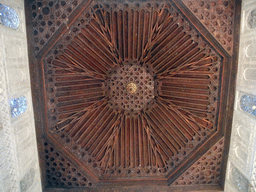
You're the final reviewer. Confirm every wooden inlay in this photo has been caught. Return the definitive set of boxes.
[25,0,241,190]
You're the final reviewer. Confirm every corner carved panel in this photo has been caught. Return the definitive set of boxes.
[172,137,224,185]
[43,141,93,188]
[29,0,83,53]
[181,0,235,54]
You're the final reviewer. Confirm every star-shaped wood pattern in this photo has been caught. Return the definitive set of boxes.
[26,0,240,191]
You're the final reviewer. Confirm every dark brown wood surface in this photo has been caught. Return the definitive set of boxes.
[25,0,241,191]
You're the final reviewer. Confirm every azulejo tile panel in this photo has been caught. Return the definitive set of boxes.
[10,96,27,118]
[0,3,19,29]
[240,94,256,116]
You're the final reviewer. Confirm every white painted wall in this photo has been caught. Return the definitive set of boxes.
[225,0,256,192]
[0,0,41,191]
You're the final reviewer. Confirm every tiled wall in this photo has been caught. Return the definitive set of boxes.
[0,0,41,192]
[225,0,256,191]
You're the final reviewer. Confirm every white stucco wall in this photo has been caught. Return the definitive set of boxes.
[225,0,256,192]
[0,0,42,191]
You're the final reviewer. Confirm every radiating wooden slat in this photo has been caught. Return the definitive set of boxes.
[43,2,223,181]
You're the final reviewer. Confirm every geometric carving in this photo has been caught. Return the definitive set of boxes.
[181,0,235,54]
[109,64,155,112]
[30,0,83,52]
[44,141,93,188]
[0,3,19,29]
[25,0,241,190]
[44,0,222,180]
[172,137,224,185]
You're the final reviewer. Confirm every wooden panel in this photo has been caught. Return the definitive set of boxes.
[25,0,241,191]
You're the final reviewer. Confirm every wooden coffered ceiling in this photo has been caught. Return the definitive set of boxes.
[25,0,241,191]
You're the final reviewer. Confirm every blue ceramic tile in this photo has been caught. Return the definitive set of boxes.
[240,94,256,116]
[10,96,27,118]
[0,3,19,29]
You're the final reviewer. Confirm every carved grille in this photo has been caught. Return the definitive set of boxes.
[44,141,93,188]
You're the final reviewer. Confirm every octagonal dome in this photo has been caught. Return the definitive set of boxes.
[42,0,223,182]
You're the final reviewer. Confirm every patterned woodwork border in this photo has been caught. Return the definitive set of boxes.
[172,137,224,186]
[43,141,93,188]
[29,0,236,56]
[181,0,235,55]
[30,0,83,53]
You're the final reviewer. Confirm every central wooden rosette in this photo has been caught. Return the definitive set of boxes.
[108,64,154,112]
